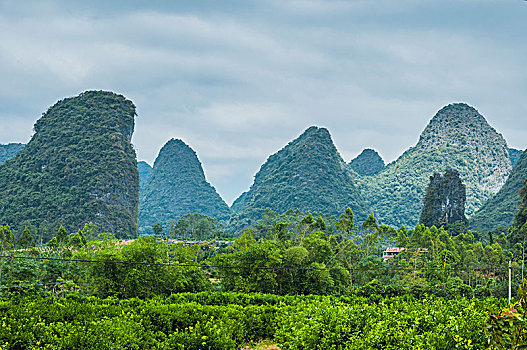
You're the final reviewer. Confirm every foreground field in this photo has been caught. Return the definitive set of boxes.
[0,292,507,349]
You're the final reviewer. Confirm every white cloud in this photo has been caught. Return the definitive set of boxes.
[0,0,526,203]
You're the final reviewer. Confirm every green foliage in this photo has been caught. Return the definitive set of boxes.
[138,139,231,235]
[486,279,527,349]
[152,222,164,236]
[73,236,212,298]
[228,126,367,233]
[472,150,527,232]
[0,91,140,238]
[275,294,502,349]
[16,227,35,249]
[509,179,527,245]
[0,143,24,164]
[137,160,152,188]
[510,148,524,167]
[168,213,224,240]
[349,148,385,176]
[0,292,507,349]
[56,225,69,245]
[0,225,14,251]
[213,217,351,296]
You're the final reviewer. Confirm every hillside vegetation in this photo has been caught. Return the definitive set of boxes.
[366,103,511,228]
[470,150,527,231]
[229,126,367,231]
[138,139,231,234]
[137,160,152,188]
[0,91,139,238]
[349,148,385,176]
[0,143,24,164]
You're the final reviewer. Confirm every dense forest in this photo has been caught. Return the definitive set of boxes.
[0,91,139,238]
[471,150,527,232]
[138,139,231,235]
[1,197,527,347]
[229,126,367,232]
[1,97,524,237]
[1,91,527,347]
[0,143,24,164]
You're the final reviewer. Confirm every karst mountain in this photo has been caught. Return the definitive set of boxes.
[138,139,231,234]
[365,103,511,228]
[0,91,140,238]
[229,126,367,231]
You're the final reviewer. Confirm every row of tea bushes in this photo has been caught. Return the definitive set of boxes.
[0,292,508,349]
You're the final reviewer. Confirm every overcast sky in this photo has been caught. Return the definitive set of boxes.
[0,0,525,204]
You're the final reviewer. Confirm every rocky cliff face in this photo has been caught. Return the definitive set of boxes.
[138,139,231,234]
[419,169,467,228]
[0,143,24,164]
[229,126,367,231]
[415,103,510,193]
[366,103,511,228]
[349,149,385,176]
[470,150,527,231]
[0,91,139,238]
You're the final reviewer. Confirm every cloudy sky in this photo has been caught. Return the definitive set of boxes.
[0,0,526,204]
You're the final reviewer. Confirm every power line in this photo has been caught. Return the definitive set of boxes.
[0,281,89,290]
[0,254,514,272]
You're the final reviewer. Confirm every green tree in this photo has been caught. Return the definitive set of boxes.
[361,213,381,257]
[80,222,98,242]
[56,225,69,246]
[16,227,35,249]
[152,223,164,238]
[168,213,220,240]
[0,225,14,251]
[336,208,358,237]
[510,180,527,245]
[0,225,15,284]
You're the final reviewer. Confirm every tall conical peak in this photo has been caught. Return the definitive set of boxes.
[0,91,139,237]
[434,103,485,123]
[138,138,230,234]
[157,138,195,158]
[417,103,506,152]
[228,125,366,231]
[293,126,332,145]
[366,103,512,229]
[254,126,341,184]
[151,138,207,183]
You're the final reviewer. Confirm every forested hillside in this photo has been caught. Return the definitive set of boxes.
[0,143,24,164]
[470,150,527,231]
[229,126,367,231]
[349,148,385,176]
[0,91,139,238]
[365,103,511,228]
[137,161,152,188]
[510,148,524,167]
[138,139,231,234]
